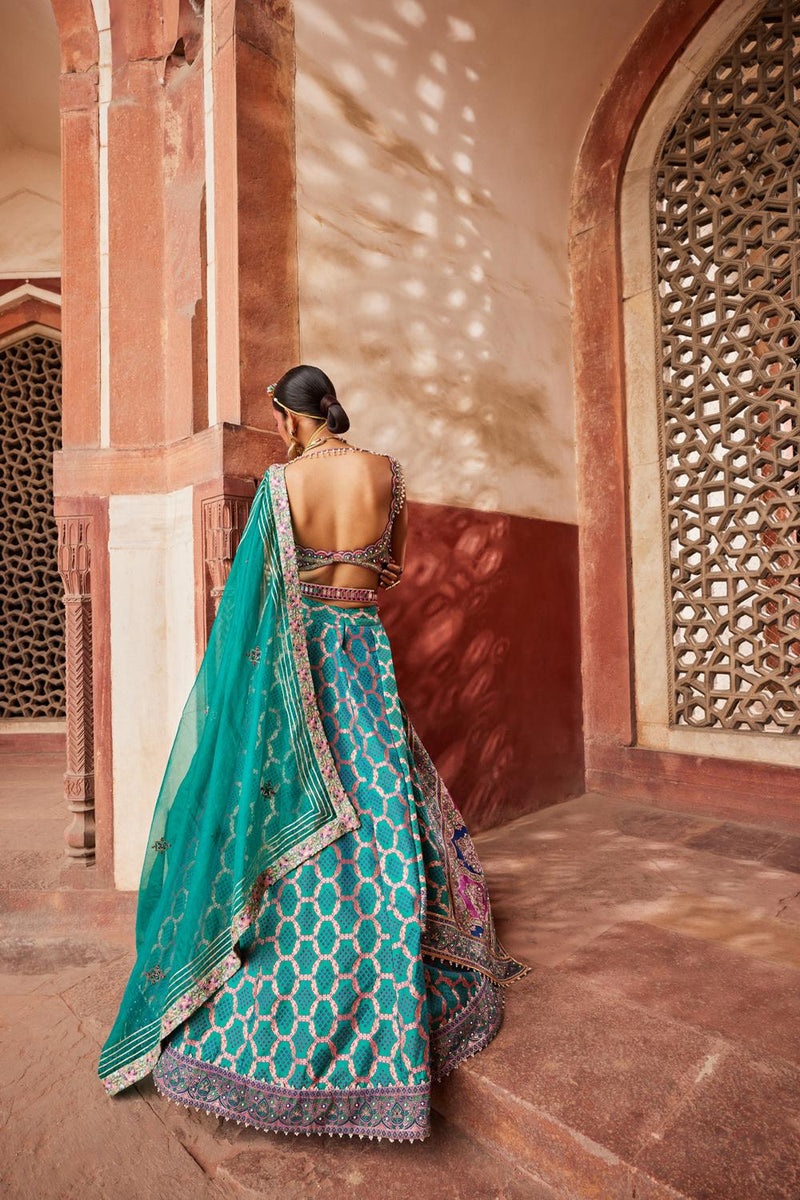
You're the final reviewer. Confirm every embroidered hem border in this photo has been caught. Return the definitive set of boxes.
[152,1048,431,1142]
[149,968,502,1139]
[429,971,505,1081]
[100,806,360,1096]
[422,917,532,986]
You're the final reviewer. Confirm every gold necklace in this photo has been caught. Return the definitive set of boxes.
[302,428,347,454]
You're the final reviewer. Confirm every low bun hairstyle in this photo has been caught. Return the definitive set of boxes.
[319,392,349,435]
[269,364,350,435]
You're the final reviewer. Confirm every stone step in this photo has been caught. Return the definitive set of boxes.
[0,925,556,1200]
[4,775,800,1197]
[0,887,136,944]
[145,1081,560,1199]
[432,792,800,1199]
[0,973,554,1199]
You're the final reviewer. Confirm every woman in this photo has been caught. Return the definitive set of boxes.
[98,364,530,1142]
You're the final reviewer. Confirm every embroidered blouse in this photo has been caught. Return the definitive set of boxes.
[294,452,406,576]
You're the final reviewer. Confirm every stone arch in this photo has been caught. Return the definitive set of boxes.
[0,288,62,344]
[0,319,64,723]
[570,0,799,822]
[623,0,799,759]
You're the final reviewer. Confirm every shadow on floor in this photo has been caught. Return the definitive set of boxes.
[2,752,799,1198]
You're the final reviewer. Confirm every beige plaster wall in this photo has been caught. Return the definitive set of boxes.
[109,488,196,890]
[0,0,60,276]
[294,0,661,522]
[0,148,60,275]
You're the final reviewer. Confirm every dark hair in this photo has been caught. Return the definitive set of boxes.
[269,364,350,435]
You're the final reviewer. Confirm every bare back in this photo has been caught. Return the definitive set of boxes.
[284,448,407,599]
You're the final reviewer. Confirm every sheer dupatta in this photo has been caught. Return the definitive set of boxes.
[98,465,360,1095]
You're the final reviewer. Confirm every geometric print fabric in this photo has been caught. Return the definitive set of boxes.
[153,597,502,1139]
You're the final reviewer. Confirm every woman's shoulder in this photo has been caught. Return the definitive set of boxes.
[360,446,400,464]
[368,447,404,474]
[364,446,404,476]
[368,449,405,494]
[318,445,402,474]
[378,452,406,509]
[282,445,404,481]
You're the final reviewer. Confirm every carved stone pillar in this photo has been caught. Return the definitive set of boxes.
[57,515,95,863]
[202,492,253,640]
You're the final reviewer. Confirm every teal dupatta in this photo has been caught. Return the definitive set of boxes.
[99,463,529,1096]
[99,466,361,1094]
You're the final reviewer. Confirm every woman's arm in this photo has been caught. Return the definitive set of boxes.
[378,481,408,589]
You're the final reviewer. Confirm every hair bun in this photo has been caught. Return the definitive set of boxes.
[319,392,350,435]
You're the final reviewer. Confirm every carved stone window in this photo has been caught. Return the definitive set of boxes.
[0,332,65,717]
[654,0,799,734]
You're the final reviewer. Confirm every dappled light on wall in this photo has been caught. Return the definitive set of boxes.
[294,0,568,520]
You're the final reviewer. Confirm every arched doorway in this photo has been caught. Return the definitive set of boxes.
[0,324,64,720]
[622,0,799,763]
[571,0,799,821]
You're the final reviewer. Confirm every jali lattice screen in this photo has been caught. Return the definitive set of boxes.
[0,333,65,718]
[653,0,799,734]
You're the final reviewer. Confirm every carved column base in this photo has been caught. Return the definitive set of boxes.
[58,517,96,865]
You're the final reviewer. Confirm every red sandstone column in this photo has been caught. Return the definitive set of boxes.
[162,8,208,442]
[193,0,293,652]
[235,1,299,428]
[107,2,168,446]
[50,1,297,884]
[52,0,101,448]
[210,0,299,430]
[208,0,241,425]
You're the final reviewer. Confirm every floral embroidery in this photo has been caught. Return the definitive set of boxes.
[247,646,261,665]
[404,714,531,986]
[144,966,165,984]
[151,838,170,854]
[430,975,504,1082]
[259,781,277,799]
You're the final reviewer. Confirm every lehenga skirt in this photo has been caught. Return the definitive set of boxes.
[151,596,506,1142]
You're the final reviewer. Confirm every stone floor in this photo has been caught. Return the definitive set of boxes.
[2,751,800,1199]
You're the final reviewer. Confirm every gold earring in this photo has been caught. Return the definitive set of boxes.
[287,422,303,461]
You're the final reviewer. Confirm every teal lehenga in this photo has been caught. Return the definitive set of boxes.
[99,460,529,1142]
